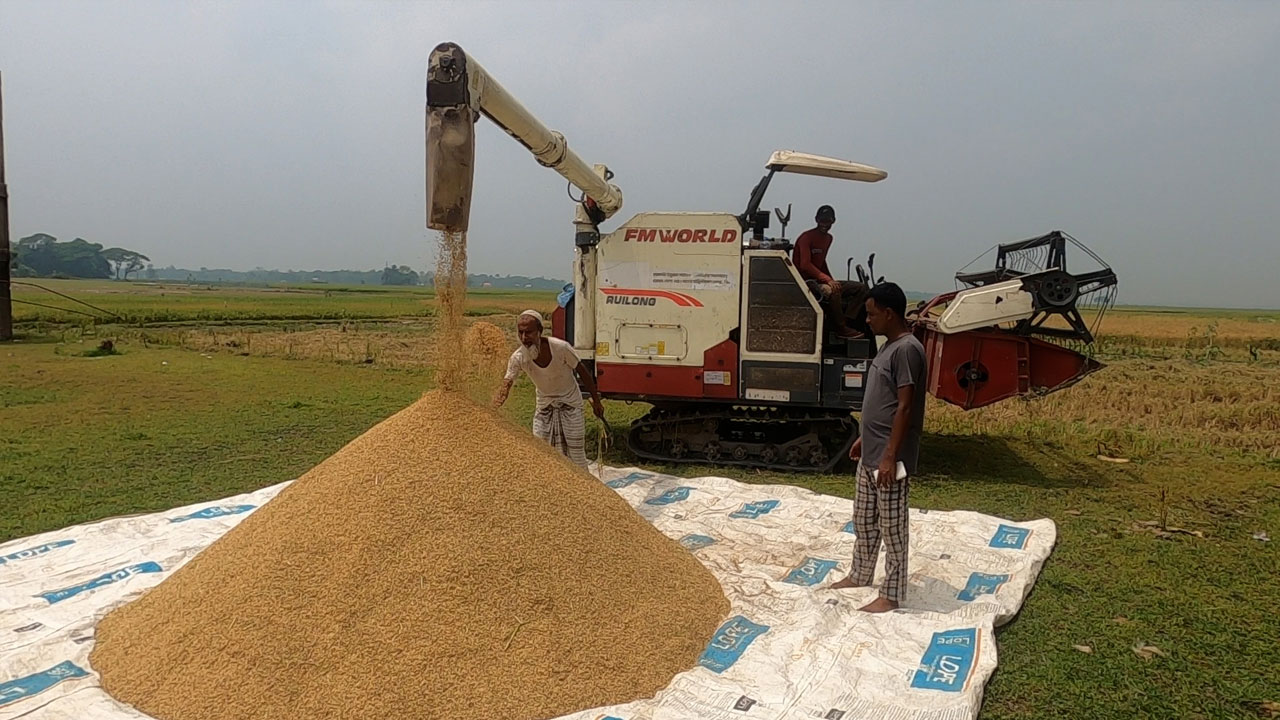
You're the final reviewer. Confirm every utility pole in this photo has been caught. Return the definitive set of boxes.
[0,71,12,341]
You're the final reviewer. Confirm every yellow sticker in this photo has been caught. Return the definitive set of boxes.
[596,342,610,357]
[657,341,666,355]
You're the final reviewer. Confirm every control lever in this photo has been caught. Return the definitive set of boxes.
[774,203,792,240]
[867,253,877,288]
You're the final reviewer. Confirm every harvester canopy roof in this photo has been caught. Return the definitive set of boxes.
[766,150,888,183]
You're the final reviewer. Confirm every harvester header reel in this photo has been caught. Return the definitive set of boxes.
[939,231,1117,345]
[915,231,1115,411]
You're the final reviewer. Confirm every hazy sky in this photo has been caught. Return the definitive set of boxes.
[2,1,1277,308]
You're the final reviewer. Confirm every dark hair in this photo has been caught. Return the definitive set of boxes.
[868,282,907,319]
[815,205,836,223]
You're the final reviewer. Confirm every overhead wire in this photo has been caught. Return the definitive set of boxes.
[10,281,123,320]
[11,298,102,318]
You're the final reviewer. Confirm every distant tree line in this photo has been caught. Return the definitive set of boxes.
[466,273,566,290]
[11,233,567,289]
[12,234,150,280]
[150,266,394,286]
[148,267,565,289]
[380,265,419,286]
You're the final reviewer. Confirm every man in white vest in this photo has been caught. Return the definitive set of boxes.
[493,310,605,468]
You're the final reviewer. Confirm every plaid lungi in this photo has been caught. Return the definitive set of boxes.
[532,402,588,468]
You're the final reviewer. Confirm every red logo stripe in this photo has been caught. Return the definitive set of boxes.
[669,291,704,307]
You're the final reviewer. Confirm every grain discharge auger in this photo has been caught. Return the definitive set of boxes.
[426,43,1118,472]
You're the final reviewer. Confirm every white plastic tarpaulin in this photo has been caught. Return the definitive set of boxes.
[0,466,1055,720]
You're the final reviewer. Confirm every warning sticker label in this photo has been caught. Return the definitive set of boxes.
[704,371,732,386]
[651,270,734,291]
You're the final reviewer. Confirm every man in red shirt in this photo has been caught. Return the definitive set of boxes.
[792,205,868,339]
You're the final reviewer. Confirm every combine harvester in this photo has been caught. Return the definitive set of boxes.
[426,43,1117,472]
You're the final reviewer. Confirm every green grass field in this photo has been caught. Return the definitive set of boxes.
[2,280,1278,719]
[11,278,550,325]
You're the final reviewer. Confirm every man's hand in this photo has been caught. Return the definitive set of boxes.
[848,437,862,461]
[492,381,512,408]
[591,397,605,420]
[825,280,840,296]
[876,455,898,489]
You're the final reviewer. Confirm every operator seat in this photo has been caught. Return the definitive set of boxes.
[807,279,872,335]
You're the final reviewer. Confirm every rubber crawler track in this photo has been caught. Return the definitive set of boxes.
[626,405,858,473]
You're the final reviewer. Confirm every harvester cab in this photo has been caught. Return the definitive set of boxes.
[738,150,892,348]
[425,42,1117,472]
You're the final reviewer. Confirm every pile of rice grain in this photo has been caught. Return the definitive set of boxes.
[91,390,729,720]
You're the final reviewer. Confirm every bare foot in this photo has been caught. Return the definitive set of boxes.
[836,328,865,339]
[829,575,869,590]
[858,597,899,613]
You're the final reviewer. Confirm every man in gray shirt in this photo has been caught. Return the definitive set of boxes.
[831,282,927,612]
